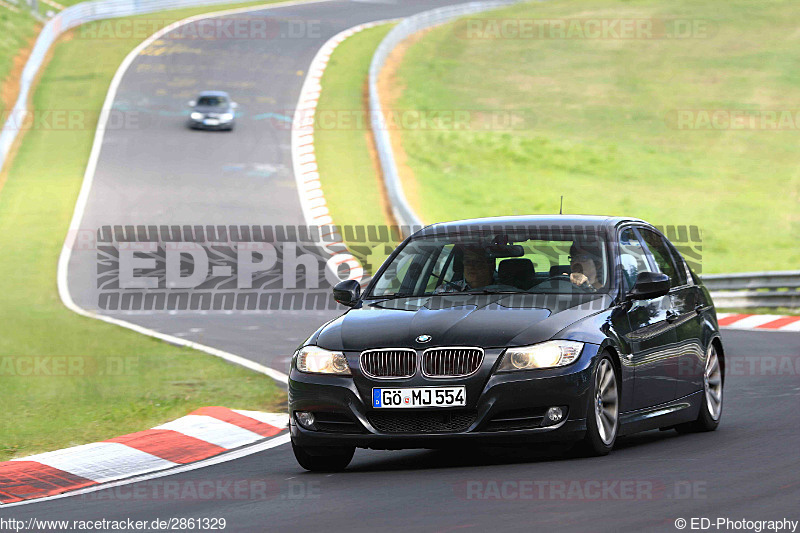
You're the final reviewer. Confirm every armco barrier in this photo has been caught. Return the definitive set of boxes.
[368,0,527,235]
[5,0,794,311]
[702,271,800,309]
[0,0,301,174]
[366,3,797,310]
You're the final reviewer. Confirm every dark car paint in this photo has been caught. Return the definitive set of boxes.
[289,215,722,449]
[314,293,608,352]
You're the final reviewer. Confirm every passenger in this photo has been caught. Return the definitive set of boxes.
[569,242,604,290]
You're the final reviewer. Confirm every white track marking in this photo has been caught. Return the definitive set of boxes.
[14,442,179,483]
[154,415,266,449]
[290,19,399,287]
[780,320,800,332]
[1,408,288,506]
[55,0,343,386]
[1,434,291,508]
[726,314,784,329]
[233,409,290,427]
[718,313,800,331]
[17,7,408,512]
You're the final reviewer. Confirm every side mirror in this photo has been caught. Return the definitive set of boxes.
[187,100,196,107]
[231,102,238,109]
[628,272,670,300]
[333,279,360,307]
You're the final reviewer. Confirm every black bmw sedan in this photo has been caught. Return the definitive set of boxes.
[289,216,724,471]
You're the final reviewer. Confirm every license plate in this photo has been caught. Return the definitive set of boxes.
[204,119,220,125]
[372,387,466,408]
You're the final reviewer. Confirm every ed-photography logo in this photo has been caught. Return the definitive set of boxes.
[91,223,702,312]
[95,224,356,312]
[674,518,799,532]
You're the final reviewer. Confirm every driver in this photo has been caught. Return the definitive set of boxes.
[569,241,604,290]
[463,247,494,289]
[436,246,495,292]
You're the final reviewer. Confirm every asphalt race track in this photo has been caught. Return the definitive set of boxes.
[11,0,800,530]
[5,329,799,531]
[64,0,467,371]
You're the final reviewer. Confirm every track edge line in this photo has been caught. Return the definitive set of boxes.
[52,0,343,385]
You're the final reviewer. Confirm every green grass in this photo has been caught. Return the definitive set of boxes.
[0,7,40,107]
[0,1,289,461]
[314,23,398,269]
[389,0,799,274]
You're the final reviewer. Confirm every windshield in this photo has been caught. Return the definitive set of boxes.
[367,229,609,298]
[197,96,228,107]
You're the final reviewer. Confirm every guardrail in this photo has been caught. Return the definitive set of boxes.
[368,0,526,236]
[366,5,797,309]
[702,271,800,309]
[0,0,278,175]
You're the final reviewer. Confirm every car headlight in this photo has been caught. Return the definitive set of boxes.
[497,340,584,371]
[190,112,203,120]
[295,346,351,375]
[220,113,234,121]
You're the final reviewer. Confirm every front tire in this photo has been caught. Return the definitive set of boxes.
[292,441,355,472]
[676,343,722,433]
[577,355,619,456]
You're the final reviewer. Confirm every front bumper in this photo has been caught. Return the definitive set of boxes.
[188,117,234,130]
[289,344,599,450]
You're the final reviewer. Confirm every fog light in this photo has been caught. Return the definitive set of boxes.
[543,406,564,426]
[296,411,316,430]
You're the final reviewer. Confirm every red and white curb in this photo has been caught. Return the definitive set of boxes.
[291,19,398,287]
[717,313,800,332]
[0,407,288,505]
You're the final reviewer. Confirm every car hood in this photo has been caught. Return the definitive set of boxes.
[193,105,231,114]
[314,293,612,351]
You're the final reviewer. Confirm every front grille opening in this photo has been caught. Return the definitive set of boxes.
[367,410,476,434]
[422,347,484,378]
[360,349,417,379]
[483,407,548,432]
[312,412,366,434]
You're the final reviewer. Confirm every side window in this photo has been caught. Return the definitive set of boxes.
[663,239,689,286]
[638,229,681,288]
[618,228,652,290]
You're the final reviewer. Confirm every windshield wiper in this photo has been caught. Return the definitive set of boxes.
[465,289,524,295]
[364,292,413,300]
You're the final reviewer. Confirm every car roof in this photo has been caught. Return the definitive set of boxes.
[415,214,648,237]
[197,90,230,97]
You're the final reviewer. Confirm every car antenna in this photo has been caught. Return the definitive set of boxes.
[559,195,564,215]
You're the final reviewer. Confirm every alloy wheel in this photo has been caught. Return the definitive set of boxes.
[704,345,723,420]
[594,359,619,445]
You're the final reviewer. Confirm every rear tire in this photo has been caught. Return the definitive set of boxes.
[676,343,722,434]
[292,441,355,472]
[576,354,619,456]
